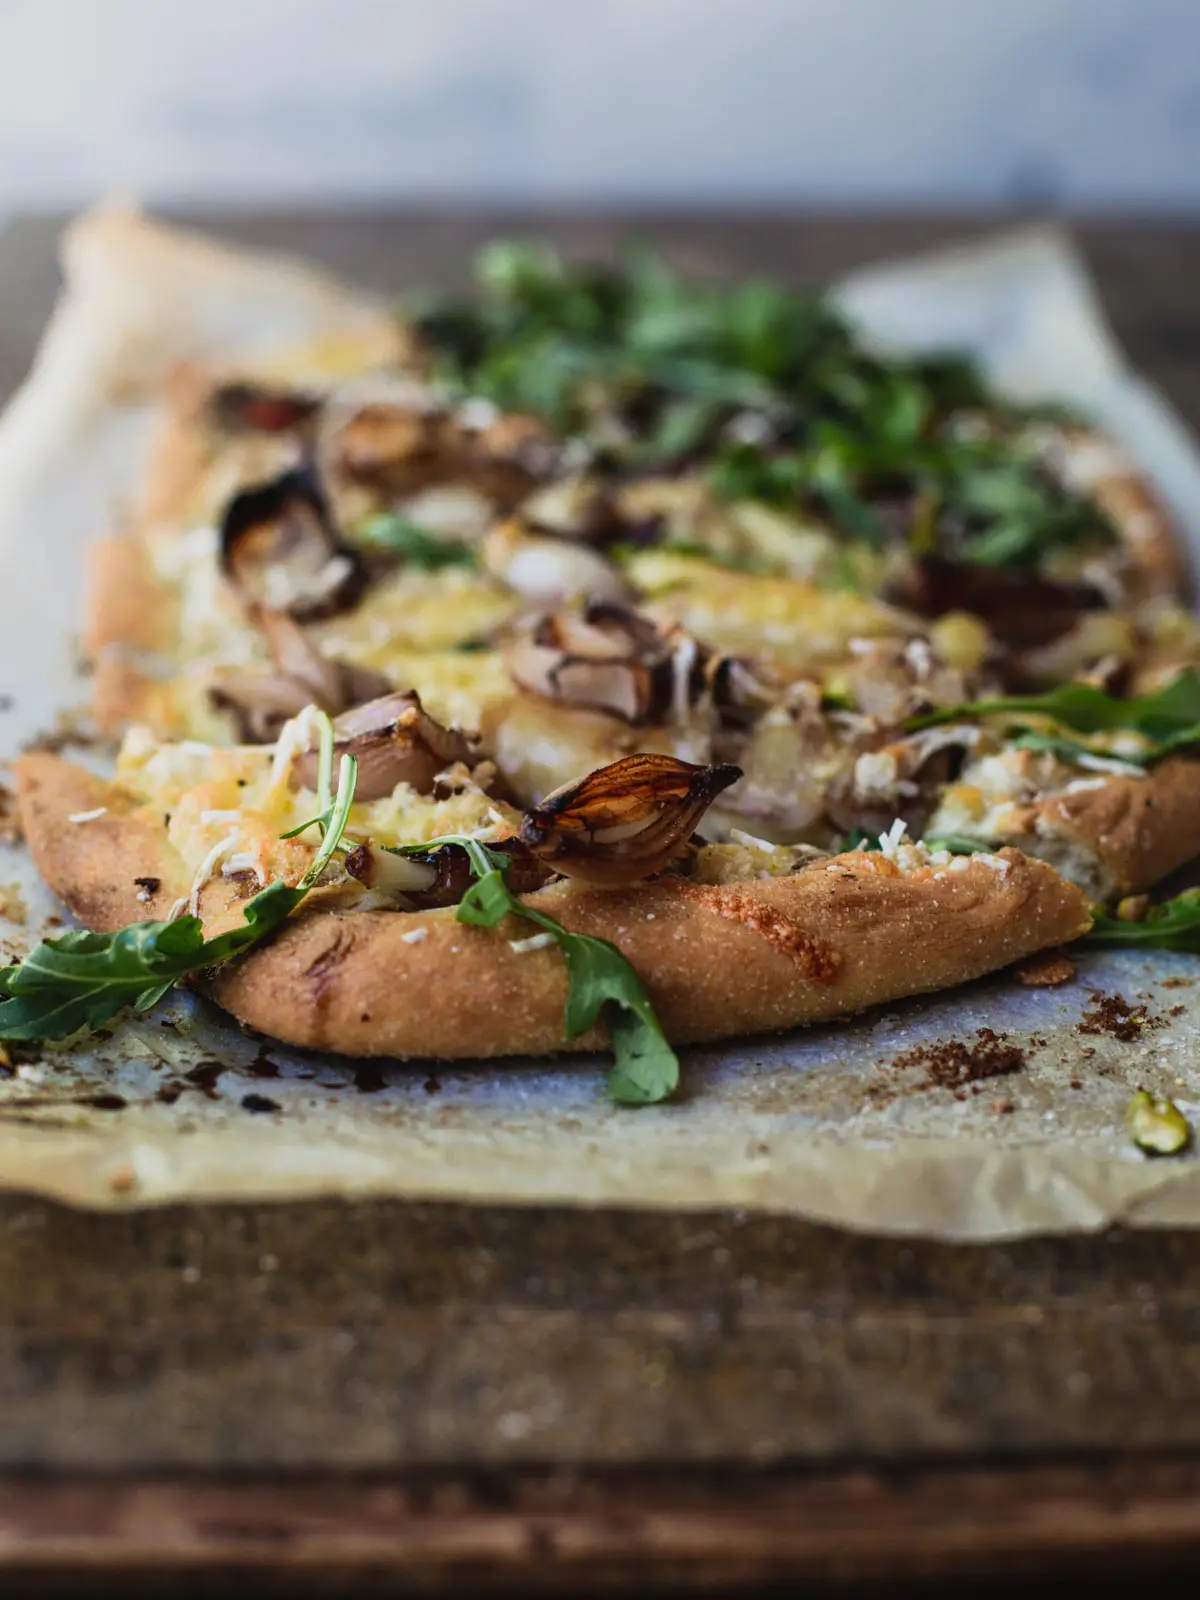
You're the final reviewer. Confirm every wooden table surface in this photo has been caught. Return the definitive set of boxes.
[5,211,1200,1596]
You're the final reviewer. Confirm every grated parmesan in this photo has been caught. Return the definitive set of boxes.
[509,933,555,954]
[68,807,107,824]
[401,926,429,944]
[877,817,908,859]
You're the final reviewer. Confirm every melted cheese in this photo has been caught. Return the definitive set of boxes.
[623,552,917,667]
[119,726,517,887]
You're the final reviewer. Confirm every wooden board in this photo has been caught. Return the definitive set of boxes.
[4,212,1200,1592]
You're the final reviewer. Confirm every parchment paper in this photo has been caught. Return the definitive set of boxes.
[1,211,1199,1239]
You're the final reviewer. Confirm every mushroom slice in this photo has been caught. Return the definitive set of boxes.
[257,607,390,710]
[294,690,476,801]
[505,604,666,722]
[208,672,316,746]
[209,382,321,436]
[220,464,366,621]
[332,402,455,495]
[461,411,557,507]
[482,518,632,606]
[208,611,392,744]
[518,753,742,887]
[504,602,768,730]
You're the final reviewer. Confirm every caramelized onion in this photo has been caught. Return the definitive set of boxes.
[518,753,742,887]
[294,690,475,801]
[219,464,366,621]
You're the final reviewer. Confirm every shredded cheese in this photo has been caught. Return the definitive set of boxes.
[877,818,908,859]
[186,831,241,916]
[68,808,107,824]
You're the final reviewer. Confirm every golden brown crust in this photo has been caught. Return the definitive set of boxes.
[136,367,217,524]
[1021,754,1200,894]
[16,752,1091,1060]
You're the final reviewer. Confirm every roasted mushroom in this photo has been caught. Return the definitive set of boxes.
[518,753,742,887]
[482,517,632,605]
[219,464,366,621]
[505,602,774,728]
[293,690,476,801]
[209,383,322,436]
[332,402,456,496]
[328,399,554,508]
[207,610,391,744]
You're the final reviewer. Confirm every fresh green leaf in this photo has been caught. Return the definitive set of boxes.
[1082,889,1200,952]
[921,834,993,855]
[907,669,1200,764]
[356,514,477,571]
[0,756,359,1044]
[397,832,679,1104]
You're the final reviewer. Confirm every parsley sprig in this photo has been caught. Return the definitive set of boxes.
[0,751,359,1043]
[391,835,679,1105]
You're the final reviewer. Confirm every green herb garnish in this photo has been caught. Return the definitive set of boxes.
[0,752,359,1044]
[391,835,678,1105]
[921,834,992,855]
[1082,889,1200,952]
[408,238,1106,572]
[356,514,477,571]
[907,669,1200,765]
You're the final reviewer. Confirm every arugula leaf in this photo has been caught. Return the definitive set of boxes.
[356,514,477,571]
[1082,889,1200,952]
[0,754,359,1044]
[921,834,993,855]
[408,237,1103,571]
[907,669,1200,764]
[394,833,679,1104]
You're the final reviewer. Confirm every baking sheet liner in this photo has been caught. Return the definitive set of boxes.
[0,209,1198,1238]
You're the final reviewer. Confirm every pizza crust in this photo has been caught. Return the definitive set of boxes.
[1011,754,1200,898]
[16,752,1091,1060]
[1055,424,1186,599]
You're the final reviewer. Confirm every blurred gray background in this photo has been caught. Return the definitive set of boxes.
[3,0,1198,211]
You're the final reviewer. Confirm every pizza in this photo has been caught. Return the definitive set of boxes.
[8,209,1200,1104]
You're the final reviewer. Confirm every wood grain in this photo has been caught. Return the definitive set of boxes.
[6,1459,1200,1593]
